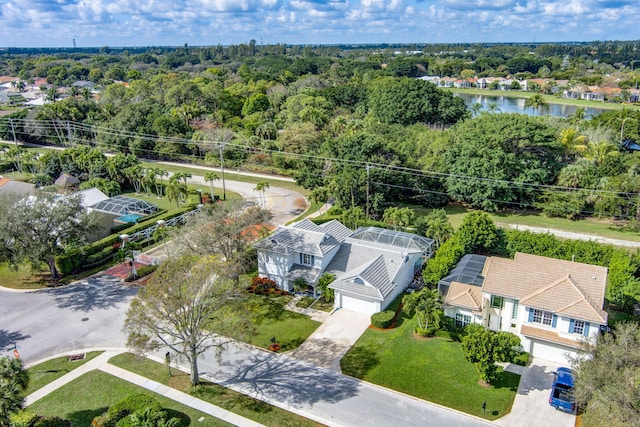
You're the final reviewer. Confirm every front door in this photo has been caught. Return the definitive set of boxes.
[488,314,501,331]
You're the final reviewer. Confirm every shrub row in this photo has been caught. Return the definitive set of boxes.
[371,310,395,328]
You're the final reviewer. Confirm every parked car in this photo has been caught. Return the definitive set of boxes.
[549,367,576,413]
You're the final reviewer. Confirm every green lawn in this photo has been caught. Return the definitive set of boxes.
[28,370,228,426]
[0,262,51,289]
[241,294,321,351]
[24,352,103,396]
[341,315,520,420]
[109,353,323,427]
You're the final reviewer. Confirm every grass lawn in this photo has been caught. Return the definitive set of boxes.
[341,315,520,420]
[0,262,51,289]
[28,370,228,426]
[24,352,103,396]
[109,353,323,427]
[241,294,321,351]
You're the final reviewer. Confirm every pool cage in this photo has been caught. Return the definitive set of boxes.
[90,195,158,218]
[349,226,436,257]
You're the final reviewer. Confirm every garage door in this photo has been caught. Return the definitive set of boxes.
[531,340,576,365]
[339,294,378,315]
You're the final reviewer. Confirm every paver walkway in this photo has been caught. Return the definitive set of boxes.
[24,350,264,427]
[284,295,330,322]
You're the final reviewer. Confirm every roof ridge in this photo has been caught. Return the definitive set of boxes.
[520,275,568,303]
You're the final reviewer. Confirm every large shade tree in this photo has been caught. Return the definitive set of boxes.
[124,255,252,386]
[170,201,271,284]
[444,113,562,211]
[0,192,96,280]
[573,322,640,426]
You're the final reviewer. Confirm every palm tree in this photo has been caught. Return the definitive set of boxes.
[524,94,549,116]
[402,288,443,332]
[45,85,59,103]
[470,102,483,117]
[69,85,81,98]
[156,169,168,197]
[0,356,29,426]
[568,107,586,130]
[559,128,588,162]
[204,171,219,200]
[166,180,187,208]
[582,140,619,165]
[486,102,501,114]
[80,87,92,101]
[254,181,269,208]
[309,186,330,214]
[143,168,157,196]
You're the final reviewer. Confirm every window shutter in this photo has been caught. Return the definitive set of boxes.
[569,318,575,333]
[583,322,590,337]
[528,308,534,322]
[552,314,557,328]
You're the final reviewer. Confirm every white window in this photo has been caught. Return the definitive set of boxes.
[491,295,504,309]
[455,313,472,327]
[300,253,314,266]
[532,309,553,326]
[572,320,585,335]
[512,300,519,320]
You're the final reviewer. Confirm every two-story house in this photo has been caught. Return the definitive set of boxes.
[442,252,608,364]
[255,220,435,315]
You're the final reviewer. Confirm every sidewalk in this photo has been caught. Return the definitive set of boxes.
[24,350,264,427]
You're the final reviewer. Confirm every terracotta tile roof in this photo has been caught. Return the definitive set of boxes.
[520,325,581,349]
[482,253,607,324]
[0,178,9,187]
[444,281,483,311]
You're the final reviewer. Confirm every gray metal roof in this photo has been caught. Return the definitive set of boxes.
[286,264,322,285]
[255,223,343,256]
[349,226,435,255]
[90,195,158,216]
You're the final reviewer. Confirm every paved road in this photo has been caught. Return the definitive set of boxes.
[156,340,492,427]
[0,275,136,365]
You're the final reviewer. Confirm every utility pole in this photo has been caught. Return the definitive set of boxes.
[219,143,226,200]
[67,121,73,146]
[9,119,17,145]
[366,163,371,218]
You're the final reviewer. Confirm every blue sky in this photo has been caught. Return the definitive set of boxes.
[0,0,638,47]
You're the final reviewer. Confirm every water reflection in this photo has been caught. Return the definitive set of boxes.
[454,93,610,119]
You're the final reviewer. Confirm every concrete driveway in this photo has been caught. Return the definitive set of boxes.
[495,358,575,427]
[288,308,371,372]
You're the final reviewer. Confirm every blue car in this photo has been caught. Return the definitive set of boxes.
[549,367,576,413]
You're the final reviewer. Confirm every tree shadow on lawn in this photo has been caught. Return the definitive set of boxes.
[490,369,520,392]
[67,407,107,425]
[340,346,379,379]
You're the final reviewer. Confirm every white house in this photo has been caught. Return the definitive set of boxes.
[442,252,608,365]
[255,220,435,315]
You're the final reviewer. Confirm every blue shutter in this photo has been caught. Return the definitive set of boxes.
[569,319,575,333]
[583,322,590,337]
[552,314,558,328]
[528,308,534,322]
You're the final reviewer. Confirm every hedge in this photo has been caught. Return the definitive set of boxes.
[371,310,395,329]
[55,205,198,275]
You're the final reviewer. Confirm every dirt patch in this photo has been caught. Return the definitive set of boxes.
[478,379,492,388]
[294,197,308,209]
[412,332,436,341]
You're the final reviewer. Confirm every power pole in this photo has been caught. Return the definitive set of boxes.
[366,163,371,218]
[219,143,226,200]
[9,119,17,145]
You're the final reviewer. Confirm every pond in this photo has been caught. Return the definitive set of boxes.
[454,92,612,119]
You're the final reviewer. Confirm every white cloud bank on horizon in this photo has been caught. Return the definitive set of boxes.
[0,0,638,47]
